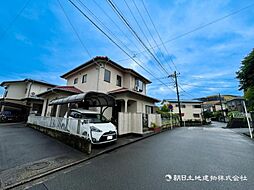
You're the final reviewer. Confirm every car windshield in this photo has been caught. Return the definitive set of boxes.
[81,113,109,123]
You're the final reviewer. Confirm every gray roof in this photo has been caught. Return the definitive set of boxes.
[0,78,56,87]
[163,99,203,103]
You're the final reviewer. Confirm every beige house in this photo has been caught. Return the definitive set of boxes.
[162,99,203,122]
[0,79,56,116]
[41,56,159,120]
[37,86,83,117]
[198,94,237,112]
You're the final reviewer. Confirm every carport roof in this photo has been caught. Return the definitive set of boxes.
[49,91,115,107]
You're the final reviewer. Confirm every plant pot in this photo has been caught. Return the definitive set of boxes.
[153,128,161,132]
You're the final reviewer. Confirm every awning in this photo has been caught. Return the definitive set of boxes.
[49,91,115,107]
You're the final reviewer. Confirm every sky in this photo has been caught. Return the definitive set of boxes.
[0,0,254,100]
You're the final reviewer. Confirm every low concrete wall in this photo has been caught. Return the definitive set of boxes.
[118,113,162,135]
[27,123,91,154]
[118,112,143,135]
[148,114,162,128]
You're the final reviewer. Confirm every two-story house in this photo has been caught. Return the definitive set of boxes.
[39,56,159,119]
[0,79,56,117]
[162,99,203,122]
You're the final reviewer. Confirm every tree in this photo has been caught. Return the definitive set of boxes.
[245,86,254,111]
[236,49,254,90]
[160,104,169,112]
[236,49,254,111]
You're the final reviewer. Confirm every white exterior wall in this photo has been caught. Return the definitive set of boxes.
[214,104,227,111]
[4,83,27,99]
[4,81,53,100]
[136,99,154,113]
[41,93,70,117]
[163,101,203,121]
[66,65,98,92]
[65,63,147,95]
[98,64,125,93]
[114,93,155,114]
[27,83,52,97]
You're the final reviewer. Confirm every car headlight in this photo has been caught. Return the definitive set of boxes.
[90,126,102,132]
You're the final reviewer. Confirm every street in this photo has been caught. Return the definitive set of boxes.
[0,123,85,188]
[26,124,254,190]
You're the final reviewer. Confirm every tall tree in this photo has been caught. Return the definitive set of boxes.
[236,49,254,90]
[236,49,254,110]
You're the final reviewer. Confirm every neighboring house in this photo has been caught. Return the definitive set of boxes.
[162,99,203,122]
[197,94,237,112]
[37,86,83,117]
[226,97,244,112]
[0,79,56,116]
[42,56,159,119]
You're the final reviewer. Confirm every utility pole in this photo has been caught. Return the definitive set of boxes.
[242,100,253,139]
[219,93,226,122]
[169,71,183,127]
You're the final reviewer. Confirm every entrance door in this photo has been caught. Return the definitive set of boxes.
[112,100,122,129]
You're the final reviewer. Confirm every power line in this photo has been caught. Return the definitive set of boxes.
[91,0,141,56]
[57,0,91,57]
[92,0,166,77]
[135,0,175,72]
[106,0,170,77]
[122,0,168,75]
[178,85,196,99]
[180,83,238,89]
[119,2,254,59]
[141,0,178,71]
[89,0,167,78]
[0,0,32,40]
[76,0,135,55]
[67,0,174,92]
[129,0,172,73]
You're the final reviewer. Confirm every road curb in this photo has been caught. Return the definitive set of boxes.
[4,127,173,190]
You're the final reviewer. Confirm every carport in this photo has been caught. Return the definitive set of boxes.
[48,91,116,117]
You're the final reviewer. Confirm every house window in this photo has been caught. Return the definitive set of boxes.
[74,78,78,84]
[193,105,201,108]
[176,104,186,108]
[3,90,8,98]
[82,74,87,83]
[193,114,200,118]
[135,79,143,92]
[145,105,153,114]
[104,69,111,83]
[116,75,121,87]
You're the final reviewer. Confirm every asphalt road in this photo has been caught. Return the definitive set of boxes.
[27,125,254,190]
[0,123,84,172]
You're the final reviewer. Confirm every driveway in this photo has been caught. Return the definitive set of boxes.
[0,123,85,188]
[26,125,254,190]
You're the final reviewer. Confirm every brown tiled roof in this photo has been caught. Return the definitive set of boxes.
[54,86,83,93]
[37,86,82,97]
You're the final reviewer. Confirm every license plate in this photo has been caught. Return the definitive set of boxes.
[107,136,113,140]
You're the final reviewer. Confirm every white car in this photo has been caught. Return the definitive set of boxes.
[64,109,117,144]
